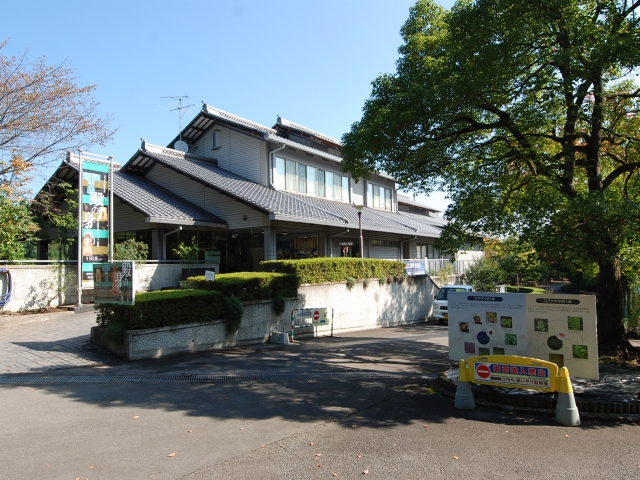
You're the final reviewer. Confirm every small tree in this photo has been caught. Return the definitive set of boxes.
[1,42,114,194]
[464,257,503,292]
[0,192,39,259]
[115,239,149,263]
[173,236,199,262]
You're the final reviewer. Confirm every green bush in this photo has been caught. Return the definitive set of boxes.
[186,272,298,301]
[114,239,149,262]
[464,257,503,291]
[260,257,406,284]
[94,289,242,342]
[272,293,286,315]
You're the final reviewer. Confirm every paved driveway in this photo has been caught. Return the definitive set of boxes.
[0,311,117,373]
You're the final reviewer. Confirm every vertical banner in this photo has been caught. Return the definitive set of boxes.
[81,161,110,282]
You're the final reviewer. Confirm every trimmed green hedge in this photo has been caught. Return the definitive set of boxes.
[95,289,243,343]
[259,257,406,284]
[186,272,298,301]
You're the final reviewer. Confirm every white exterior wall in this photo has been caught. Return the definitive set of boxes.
[369,245,400,260]
[191,125,263,183]
[145,163,265,230]
[113,199,149,232]
[351,178,366,206]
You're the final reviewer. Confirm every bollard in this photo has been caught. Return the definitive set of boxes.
[454,359,476,410]
[555,366,580,426]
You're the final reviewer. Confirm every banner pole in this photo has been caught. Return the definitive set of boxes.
[108,156,114,263]
[77,149,84,307]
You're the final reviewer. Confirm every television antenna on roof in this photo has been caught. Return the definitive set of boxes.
[160,95,195,151]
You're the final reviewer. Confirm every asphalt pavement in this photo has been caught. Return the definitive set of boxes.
[0,310,638,479]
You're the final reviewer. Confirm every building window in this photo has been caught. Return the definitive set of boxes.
[274,156,349,202]
[370,239,399,248]
[367,183,393,211]
[212,130,221,150]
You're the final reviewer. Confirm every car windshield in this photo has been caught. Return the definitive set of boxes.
[436,288,469,301]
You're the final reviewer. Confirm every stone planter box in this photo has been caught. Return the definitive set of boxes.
[91,277,437,361]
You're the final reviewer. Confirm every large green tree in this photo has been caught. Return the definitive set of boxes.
[342,0,640,347]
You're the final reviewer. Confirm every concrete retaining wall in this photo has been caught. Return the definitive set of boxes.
[0,263,201,312]
[91,277,436,360]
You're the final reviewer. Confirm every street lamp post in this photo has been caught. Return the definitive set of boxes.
[354,204,364,258]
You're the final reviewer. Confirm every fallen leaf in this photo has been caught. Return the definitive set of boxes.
[316,463,322,467]
[393,443,396,447]
[261,445,266,448]
[133,416,139,419]
[187,430,192,433]
[363,469,369,474]
[46,465,50,468]
[453,456,459,460]
[332,473,338,477]
[309,442,314,446]
[167,453,177,457]
[314,453,322,457]
[356,455,362,458]
[632,422,638,426]
[565,435,570,438]
[239,428,244,431]
[224,398,230,401]
[505,431,509,433]
[90,465,94,468]
[351,425,357,428]
[423,425,428,428]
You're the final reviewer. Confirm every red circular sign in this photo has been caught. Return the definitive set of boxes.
[313,310,320,320]
[476,364,491,379]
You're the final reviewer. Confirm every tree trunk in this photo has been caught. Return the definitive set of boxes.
[596,257,627,346]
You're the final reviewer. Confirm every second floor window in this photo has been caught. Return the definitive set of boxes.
[274,156,350,202]
[367,183,393,210]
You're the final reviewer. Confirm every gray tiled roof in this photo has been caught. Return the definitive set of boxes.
[124,149,444,238]
[136,150,350,224]
[44,160,226,227]
[397,193,442,213]
[113,172,226,226]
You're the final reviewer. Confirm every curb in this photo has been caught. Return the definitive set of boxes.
[435,373,640,422]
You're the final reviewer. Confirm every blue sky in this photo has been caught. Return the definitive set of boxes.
[4,0,455,211]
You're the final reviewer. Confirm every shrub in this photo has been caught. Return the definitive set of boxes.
[95,289,243,341]
[260,257,405,284]
[272,293,286,315]
[379,277,387,285]
[186,272,298,301]
[464,257,503,291]
[114,239,149,263]
[346,277,356,289]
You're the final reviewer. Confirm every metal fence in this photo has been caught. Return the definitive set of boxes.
[402,258,476,276]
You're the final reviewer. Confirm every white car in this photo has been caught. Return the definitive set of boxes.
[430,285,475,324]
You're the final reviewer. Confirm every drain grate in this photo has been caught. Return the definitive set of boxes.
[0,371,437,385]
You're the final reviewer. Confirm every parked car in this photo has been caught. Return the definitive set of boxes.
[430,285,475,324]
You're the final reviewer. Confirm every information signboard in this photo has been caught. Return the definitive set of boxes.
[293,307,331,326]
[448,292,598,379]
[404,260,426,276]
[468,355,558,392]
[93,262,135,305]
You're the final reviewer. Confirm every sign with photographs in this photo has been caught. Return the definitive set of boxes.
[448,293,598,379]
[81,161,110,282]
[93,262,135,305]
